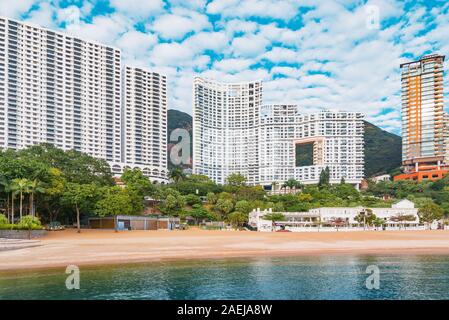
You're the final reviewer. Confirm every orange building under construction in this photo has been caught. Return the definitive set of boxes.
[394,54,449,182]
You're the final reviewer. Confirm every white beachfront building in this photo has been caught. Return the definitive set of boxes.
[249,199,423,232]
[193,78,365,188]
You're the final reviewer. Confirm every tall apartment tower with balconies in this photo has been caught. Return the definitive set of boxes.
[193,77,262,185]
[395,54,449,182]
[193,78,365,187]
[116,66,167,182]
[0,16,122,162]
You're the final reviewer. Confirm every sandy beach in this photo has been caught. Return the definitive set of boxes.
[1,228,449,271]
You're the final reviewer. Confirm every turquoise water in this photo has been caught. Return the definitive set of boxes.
[1,255,449,300]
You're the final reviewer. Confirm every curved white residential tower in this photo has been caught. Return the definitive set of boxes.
[193,78,365,187]
[193,78,262,184]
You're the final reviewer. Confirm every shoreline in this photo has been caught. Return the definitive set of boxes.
[1,229,449,272]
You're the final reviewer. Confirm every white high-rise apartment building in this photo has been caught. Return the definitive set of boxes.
[113,66,167,182]
[193,77,262,184]
[259,104,364,186]
[193,78,365,187]
[0,16,121,162]
[0,17,168,181]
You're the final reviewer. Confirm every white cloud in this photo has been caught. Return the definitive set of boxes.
[117,30,158,63]
[25,2,56,29]
[231,34,270,57]
[64,13,131,45]
[109,0,164,17]
[0,0,35,18]
[213,58,253,73]
[207,0,301,21]
[3,0,447,133]
[152,9,211,40]
[260,47,298,63]
[183,31,229,53]
[149,42,196,66]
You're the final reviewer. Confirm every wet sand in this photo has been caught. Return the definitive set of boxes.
[1,228,449,271]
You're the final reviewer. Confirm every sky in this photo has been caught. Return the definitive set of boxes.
[0,0,448,135]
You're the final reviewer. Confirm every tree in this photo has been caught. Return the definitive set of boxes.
[206,192,218,205]
[27,179,45,217]
[226,173,246,187]
[418,203,444,230]
[227,211,248,229]
[0,214,8,227]
[62,183,98,233]
[189,204,214,224]
[95,187,135,218]
[12,178,30,220]
[185,194,201,206]
[121,168,154,196]
[318,166,330,188]
[354,209,376,230]
[168,167,186,183]
[373,217,385,230]
[215,198,234,218]
[283,178,302,192]
[17,215,42,239]
[158,188,185,216]
[235,200,252,214]
[18,143,114,186]
[40,168,66,223]
[0,179,17,223]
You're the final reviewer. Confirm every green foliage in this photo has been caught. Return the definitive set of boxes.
[121,168,154,196]
[95,187,136,217]
[185,194,201,206]
[18,143,114,185]
[418,203,444,226]
[263,213,286,221]
[226,173,247,187]
[0,214,8,226]
[189,204,216,223]
[235,200,252,214]
[318,167,330,188]
[364,121,402,177]
[214,198,234,218]
[172,174,221,196]
[168,167,186,183]
[227,211,248,228]
[283,178,302,190]
[206,192,218,204]
[157,188,186,216]
[372,217,385,228]
[17,215,43,230]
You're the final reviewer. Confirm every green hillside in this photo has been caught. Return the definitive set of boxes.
[363,121,402,177]
[167,110,403,178]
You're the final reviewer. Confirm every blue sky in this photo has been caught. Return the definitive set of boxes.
[1,0,449,135]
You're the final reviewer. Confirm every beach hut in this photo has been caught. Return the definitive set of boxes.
[88,216,180,231]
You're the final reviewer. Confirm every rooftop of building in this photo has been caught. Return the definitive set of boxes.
[400,53,446,68]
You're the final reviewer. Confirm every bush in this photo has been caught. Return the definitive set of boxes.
[0,214,8,227]
[17,215,43,230]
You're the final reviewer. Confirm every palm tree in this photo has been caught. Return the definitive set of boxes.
[271,181,279,194]
[12,178,30,220]
[0,179,11,223]
[168,168,186,183]
[28,179,45,217]
[283,178,303,194]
